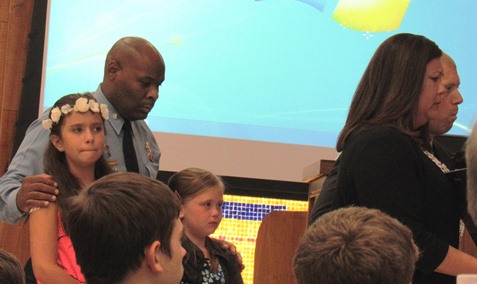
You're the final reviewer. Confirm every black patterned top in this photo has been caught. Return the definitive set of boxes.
[180,236,243,284]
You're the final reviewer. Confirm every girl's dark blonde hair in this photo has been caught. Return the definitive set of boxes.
[168,167,224,201]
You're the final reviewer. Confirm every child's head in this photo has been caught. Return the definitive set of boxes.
[168,168,224,239]
[43,93,109,170]
[42,92,109,136]
[64,172,185,284]
[0,249,25,284]
[42,93,111,202]
[293,206,419,284]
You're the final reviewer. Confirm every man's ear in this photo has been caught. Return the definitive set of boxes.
[145,240,163,273]
[50,135,64,152]
[106,60,121,80]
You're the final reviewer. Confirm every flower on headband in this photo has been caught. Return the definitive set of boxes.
[100,104,109,120]
[89,100,100,112]
[42,119,53,129]
[50,107,62,123]
[60,104,73,114]
[42,97,110,130]
[74,97,89,112]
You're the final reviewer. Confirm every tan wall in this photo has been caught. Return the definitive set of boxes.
[0,0,34,265]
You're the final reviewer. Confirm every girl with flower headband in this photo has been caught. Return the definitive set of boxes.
[168,168,244,284]
[29,93,112,284]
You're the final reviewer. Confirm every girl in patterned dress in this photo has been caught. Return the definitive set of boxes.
[169,168,243,284]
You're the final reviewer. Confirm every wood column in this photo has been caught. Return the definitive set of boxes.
[0,0,35,266]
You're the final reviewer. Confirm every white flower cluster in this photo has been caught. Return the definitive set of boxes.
[42,97,109,129]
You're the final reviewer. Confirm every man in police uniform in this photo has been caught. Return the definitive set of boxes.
[0,37,163,223]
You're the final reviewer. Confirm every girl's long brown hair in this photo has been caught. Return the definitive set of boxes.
[43,93,112,215]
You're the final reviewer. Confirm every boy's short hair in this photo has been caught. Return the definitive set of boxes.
[0,249,25,284]
[64,172,181,284]
[294,206,419,284]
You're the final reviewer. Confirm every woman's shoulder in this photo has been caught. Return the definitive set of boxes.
[342,126,423,165]
[357,125,408,138]
[349,126,415,148]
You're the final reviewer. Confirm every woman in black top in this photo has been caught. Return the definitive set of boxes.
[331,33,477,284]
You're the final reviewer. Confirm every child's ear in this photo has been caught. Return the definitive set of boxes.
[145,240,163,273]
[179,205,185,219]
[50,135,64,152]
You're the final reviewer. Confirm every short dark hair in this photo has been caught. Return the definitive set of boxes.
[294,207,419,284]
[64,172,181,284]
[0,249,25,284]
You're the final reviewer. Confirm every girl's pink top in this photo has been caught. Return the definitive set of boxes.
[37,212,86,284]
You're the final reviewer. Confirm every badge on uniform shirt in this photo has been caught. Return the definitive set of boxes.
[104,144,118,171]
[107,159,119,172]
[104,144,111,158]
[146,142,153,162]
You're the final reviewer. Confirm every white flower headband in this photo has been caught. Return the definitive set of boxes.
[42,97,109,129]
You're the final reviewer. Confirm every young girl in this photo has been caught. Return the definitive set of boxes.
[29,93,111,284]
[168,167,243,284]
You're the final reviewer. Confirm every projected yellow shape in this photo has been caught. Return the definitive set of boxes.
[332,0,411,32]
[170,35,183,48]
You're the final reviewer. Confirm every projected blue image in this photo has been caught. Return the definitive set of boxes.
[44,0,477,148]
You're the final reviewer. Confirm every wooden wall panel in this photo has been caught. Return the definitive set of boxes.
[0,222,30,265]
[0,0,33,173]
[0,0,9,20]
[0,21,6,116]
[4,1,33,111]
[0,0,34,267]
[0,110,17,169]
[0,0,8,123]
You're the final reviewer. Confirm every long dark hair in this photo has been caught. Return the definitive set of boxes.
[43,93,112,214]
[337,33,442,151]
